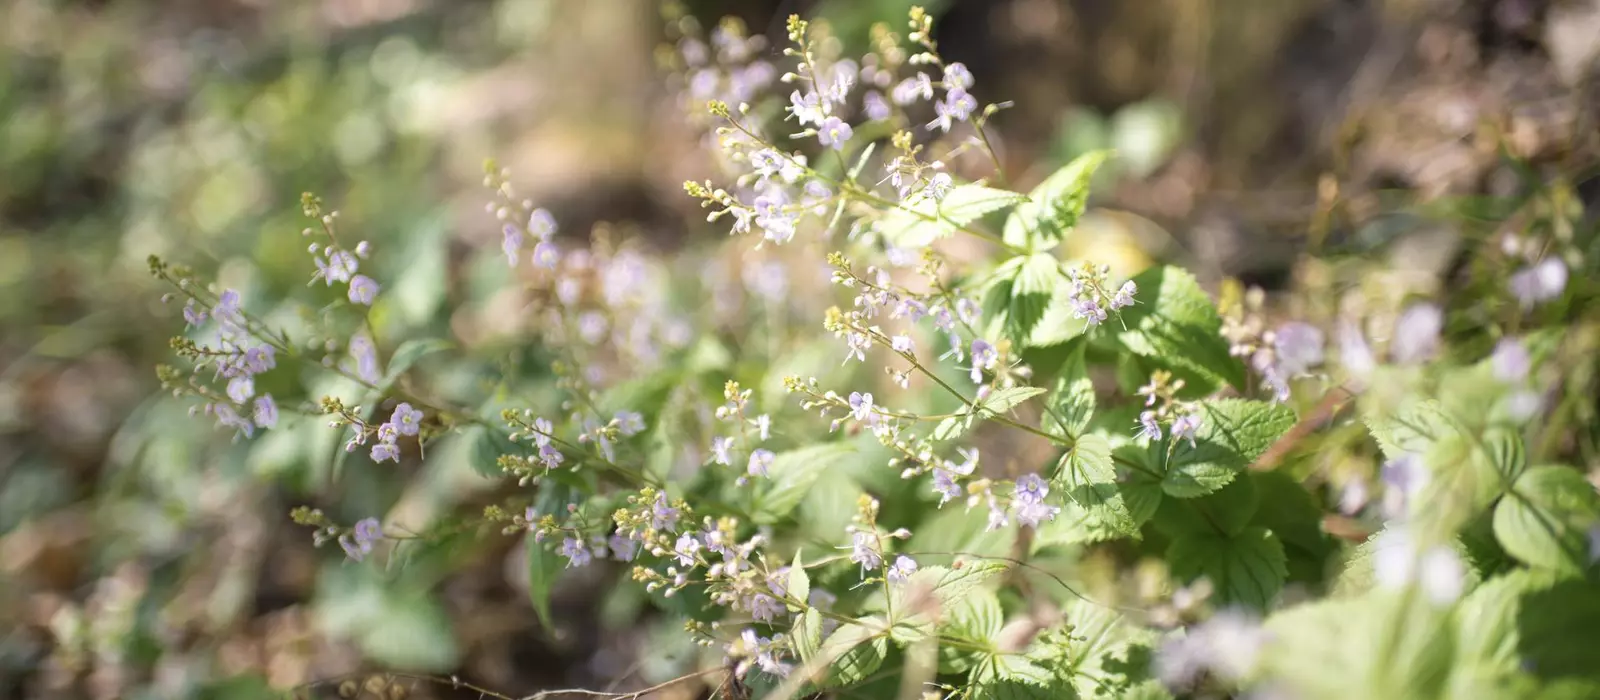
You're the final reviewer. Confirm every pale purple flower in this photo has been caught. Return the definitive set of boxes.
[970,339,997,383]
[527,209,557,239]
[848,392,875,422]
[848,531,882,571]
[340,517,382,562]
[817,117,853,151]
[538,444,564,470]
[390,403,423,436]
[788,90,825,127]
[1110,280,1138,310]
[212,403,254,438]
[502,224,523,266]
[316,250,358,285]
[227,376,255,404]
[748,594,784,622]
[843,332,870,364]
[887,555,918,584]
[370,441,400,463]
[1013,499,1061,528]
[347,275,379,305]
[863,90,891,121]
[1155,610,1265,690]
[888,335,915,354]
[532,241,560,269]
[182,299,207,326]
[673,533,702,567]
[1391,303,1443,365]
[1490,338,1530,382]
[1508,257,1567,307]
[891,73,934,105]
[753,414,771,441]
[1073,297,1108,325]
[1171,411,1202,447]
[253,394,278,429]
[928,88,977,132]
[931,469,961,505]
[530,417,554,448]
[1014,474,1049,504]
[242,346,275,376]
[615,410,646,437]
[956,298,981,325]
[1137,411,1163,441]
[747,449,775,478]
[1372,528,1463,604]
[942,62,975,89]
[609,533,639,562]
[651,493,681,532]
[560,537,593,568]
[1273,322,1325,375]
[923,172,954,202]
[710,436,735,466]
[214,289,243,324]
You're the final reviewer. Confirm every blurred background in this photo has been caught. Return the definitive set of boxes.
[1,0,1597,698]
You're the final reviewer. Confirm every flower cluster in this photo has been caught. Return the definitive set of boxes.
[1134,370,1204,446]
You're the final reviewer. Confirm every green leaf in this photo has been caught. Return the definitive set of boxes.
[1044,339,1095,440]
[1049,601,1161,698]
[933,409,977,441]
[878,184,1027,248]
[792,607,823,663]
[980,386,1048,417]
[755,442,857,523]
[1050,434,1138,540]
[945,588,1004,643]
[1151,475,1259,538]
[1162,399,1295,498]
[902,562,1010,608]
[525,533,564,629]
[787,550,811,611]
[818,620,890,688]
[380,338,454,387]
[1366,400,1459,461]
[1006,254,1063,344]
[974,653,1056,686]
[1167,526,1287,609]
[1115,266,1245,390]
[1493,466,1600,573]
[1260,592,1455,700]
[1003,150,1112,250]
[1455,570,1600,684]
[1481,425,1528,490]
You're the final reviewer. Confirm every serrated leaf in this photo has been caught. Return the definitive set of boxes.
[1044,339,1095,440]
[1166,526,1287,609]
[1115,266,1245,390]
[933,410,976,441]
[1003,150,1112,250]
[792,607,823,663]
[1006,254,1062,345]
[1366,400,1459,461]
[755,442,857,523]
[946,588,1004,642]
[1052,601,1160,698]
[1162,399,1295,498]
[974,653,1056,686]
[1481,425,1527,489]
[1051,434,1138,540]
[1151,475,1258,538]
[787,550,811,612]
[878,184,1027,248]
[1492,465,1600,573]
[818,620,889,688]
[980,386,1048,417]
[525,534,564,629]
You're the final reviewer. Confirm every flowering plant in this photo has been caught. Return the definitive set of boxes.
[145,6,1599,700]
